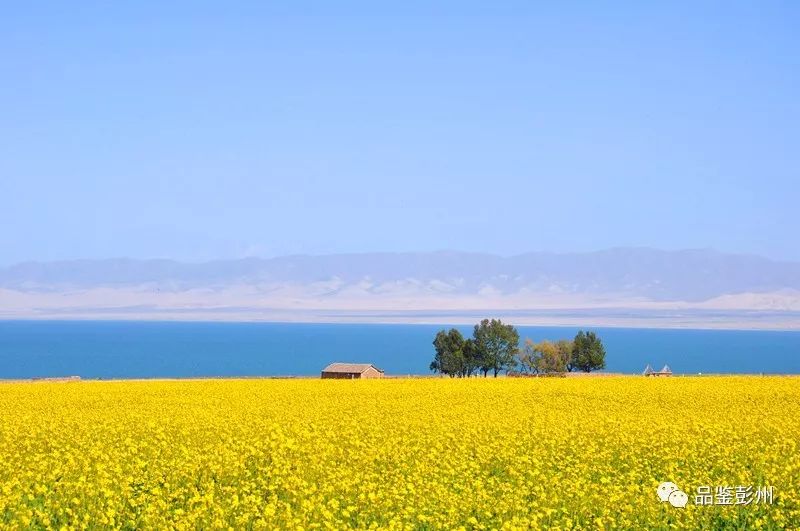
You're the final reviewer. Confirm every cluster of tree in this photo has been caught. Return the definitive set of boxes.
[517,330,606,375]
[430,321,606,377]
[430,319,519,377]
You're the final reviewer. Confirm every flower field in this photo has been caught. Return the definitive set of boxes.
[0,377,798,529]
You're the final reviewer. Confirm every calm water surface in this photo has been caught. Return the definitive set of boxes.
[0,320,798,379]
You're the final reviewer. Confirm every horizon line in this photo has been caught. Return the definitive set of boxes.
[2,246,795,268]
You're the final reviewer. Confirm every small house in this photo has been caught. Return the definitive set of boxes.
[321,363,384,379]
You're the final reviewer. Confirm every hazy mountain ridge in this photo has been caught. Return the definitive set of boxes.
[2,248,800,303]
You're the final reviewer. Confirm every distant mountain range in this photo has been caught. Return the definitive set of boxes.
[2,248,800,327]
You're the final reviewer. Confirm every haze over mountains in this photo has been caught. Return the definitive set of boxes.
[2,248,799,328]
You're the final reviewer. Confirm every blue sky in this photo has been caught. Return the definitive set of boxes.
[1,2,798,264]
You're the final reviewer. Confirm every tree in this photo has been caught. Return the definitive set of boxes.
[461,338,480,377]
[536,339,571,374]
[472,319,520,377]
[556,339,574,373]
[517,339,542,374]
[571,330,606,372]
[430,328,466,377]
[517,339,573,375]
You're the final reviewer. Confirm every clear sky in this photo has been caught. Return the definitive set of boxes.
[1,2,798,264]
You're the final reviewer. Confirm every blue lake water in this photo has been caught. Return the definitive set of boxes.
[0,320,798,379]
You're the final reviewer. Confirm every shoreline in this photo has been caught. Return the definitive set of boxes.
[1,314,800,332]
[3,373,800,384]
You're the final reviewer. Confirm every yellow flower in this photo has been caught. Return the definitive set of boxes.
[0,376,797,528]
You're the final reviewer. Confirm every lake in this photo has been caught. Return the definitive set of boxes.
[1,320,798,379]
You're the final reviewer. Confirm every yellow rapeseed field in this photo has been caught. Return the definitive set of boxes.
[0,377,798,529]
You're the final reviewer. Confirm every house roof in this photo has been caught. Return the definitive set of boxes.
[322,362,384,374]
[660,364,672,373]
[643,364,654,375]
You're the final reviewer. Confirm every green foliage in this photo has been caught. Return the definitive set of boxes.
[430,328,466,377]
[461,338,480,377]
[472,319,520,377]
[431,322,606,378]
[571,330,606,373]
[430,329,482,377]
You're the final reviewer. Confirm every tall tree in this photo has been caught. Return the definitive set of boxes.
[472,319,520,377]
[571,330,606,372]
[461,338,479,377]
[430,328,466,377]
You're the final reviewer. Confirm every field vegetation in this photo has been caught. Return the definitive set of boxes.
[0,377,798,529]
